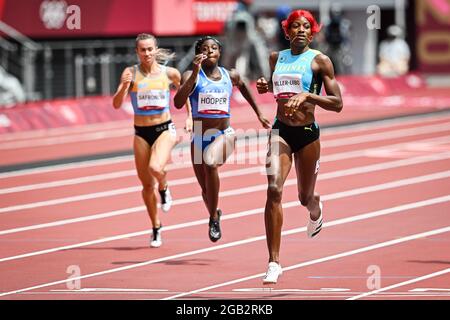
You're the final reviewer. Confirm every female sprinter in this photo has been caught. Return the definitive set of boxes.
[256,10,343,283]
[113,33,185,248]
[174,36,271,243]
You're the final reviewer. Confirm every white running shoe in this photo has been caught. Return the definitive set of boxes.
[262,262,283,284]
[150,226,162,248]
[159,187,172,213]
[307,201,323,238]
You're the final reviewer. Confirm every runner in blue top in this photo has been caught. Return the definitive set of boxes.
[256,10,343,284]
[174,36,271,243]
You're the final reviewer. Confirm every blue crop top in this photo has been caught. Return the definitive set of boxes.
[189,67,233,118]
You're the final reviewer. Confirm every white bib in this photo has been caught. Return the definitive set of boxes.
[198,92,229,113]
[272,73,303,98]
[137,90,167,109]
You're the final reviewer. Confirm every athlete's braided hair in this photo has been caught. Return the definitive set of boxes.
[194,36,222,55]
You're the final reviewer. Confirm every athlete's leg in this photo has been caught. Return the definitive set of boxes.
[134,136,159,228]
[294,139,321,220]
[202,163,221,220]
[264,133,292,263]
[191,141,223,241]
[202,130,236,220]
[149,128,177,191]
[190,142,209,211]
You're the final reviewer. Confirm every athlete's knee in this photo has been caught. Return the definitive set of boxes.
[267,184,283,203]
[149,163,164,176]
[136,170,151,185]
[141,183,155,195]
[299,192,313,207]
[203,164,219,180]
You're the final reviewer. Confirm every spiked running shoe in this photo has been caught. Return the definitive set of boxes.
[150,225,162,248]
[263,262,283,284]
[307,201,323,238]
[208,209,222,242]
[159,186,172,213]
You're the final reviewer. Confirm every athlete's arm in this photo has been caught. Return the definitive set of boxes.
[229,69,271,129]
[184,98,193,133]
[256,51,278,94]
[306,54,343,112]
[167,66,181,90]
[174,71,194,109]
[285,54,343,113]
[174,53,206,109]
[167,66,192,131]
[112,67,132,109]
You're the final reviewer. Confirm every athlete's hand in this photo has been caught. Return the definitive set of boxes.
[184,117,193,134]
[284,93,309,118]
[192,53,207,74]
[121,68,133,86]
[256,77,269,94]
[258,114,271,129]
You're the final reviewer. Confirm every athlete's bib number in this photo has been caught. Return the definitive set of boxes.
[198,92,229,114]
[272,74,302,98]
[137,90,167,109]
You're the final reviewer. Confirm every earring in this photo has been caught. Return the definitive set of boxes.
[285,35,290,41]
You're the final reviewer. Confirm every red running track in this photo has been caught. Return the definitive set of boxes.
[0,111,449,300]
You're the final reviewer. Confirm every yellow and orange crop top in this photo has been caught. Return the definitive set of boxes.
[129,64,171,116]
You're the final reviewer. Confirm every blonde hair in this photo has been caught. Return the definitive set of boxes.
[135,33,176,64]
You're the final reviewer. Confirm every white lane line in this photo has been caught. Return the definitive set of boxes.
[347,268,450,300]
[0,128,135,150]
[2,134,449,195]
[409,288,450,292]
[0,120,131,143]
[0,206,146,237]
[163,226,450,300]
[0,166,262,195]
[322,122,450,148]
[0,153,193,180]
[2,115,449,179]
[0,170,137,195]
[1,214,448,298]
[50,288,169,292]
[0,155,135,179]
[317,112,450,136]
[1,153,449,237]
[2,150,449,214]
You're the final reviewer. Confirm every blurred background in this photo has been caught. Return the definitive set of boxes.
[0,0,449,136]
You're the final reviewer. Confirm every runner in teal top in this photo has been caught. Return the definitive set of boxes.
[256,9,343,284]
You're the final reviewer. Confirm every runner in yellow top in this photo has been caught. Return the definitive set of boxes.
[113,33,191,248]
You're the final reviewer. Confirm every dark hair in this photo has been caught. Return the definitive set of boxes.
[194,36,222,54]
